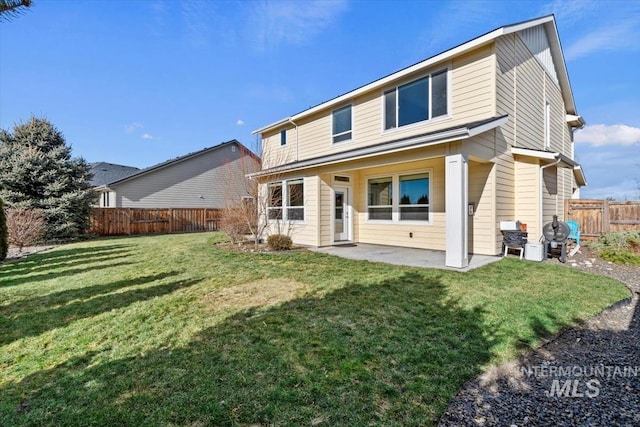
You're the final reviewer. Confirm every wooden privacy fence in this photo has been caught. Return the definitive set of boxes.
[565,199,640,239]
[90,208,221,236]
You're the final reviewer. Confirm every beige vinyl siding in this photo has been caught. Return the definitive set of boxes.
[355,158,445,250]
[468,161,495,255]
[114,144,257,208]
[318,174,333,246]
[514,156,540,239]
[493,128,515,252]
[542,166,559,225]
[264,174,319,246]
[261,45,496,166]
[495,34,568,151]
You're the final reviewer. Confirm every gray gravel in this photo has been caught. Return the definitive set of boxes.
[438,246,640,427]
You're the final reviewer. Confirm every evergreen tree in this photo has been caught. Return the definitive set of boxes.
[0,117,96,241]
[0,198,7,261]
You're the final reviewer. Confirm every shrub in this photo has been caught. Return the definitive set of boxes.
[599,248,640,265]
[267,234,292,251]
[6,207,46,251]
[0,198,7,261]
[589,230,640,265]
[219,206,249,244]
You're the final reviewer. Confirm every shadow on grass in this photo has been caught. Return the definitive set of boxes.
[3,272,496,426]
[0,245,136,288]
[0,272,196,346]
[438,294,640,426]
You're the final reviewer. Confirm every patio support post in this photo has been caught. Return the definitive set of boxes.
[445,153,469,268]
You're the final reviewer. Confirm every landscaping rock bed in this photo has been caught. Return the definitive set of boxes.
[438,246,640,427]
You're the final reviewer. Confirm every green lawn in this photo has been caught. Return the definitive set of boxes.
[0,233,630,426]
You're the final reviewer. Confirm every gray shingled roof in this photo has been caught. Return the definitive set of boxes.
[89,162,141,187]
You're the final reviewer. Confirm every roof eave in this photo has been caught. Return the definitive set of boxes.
[251,16,564,136]
[249,115,507,179]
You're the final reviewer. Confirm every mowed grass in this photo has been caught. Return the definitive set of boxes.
[0,233,630,426]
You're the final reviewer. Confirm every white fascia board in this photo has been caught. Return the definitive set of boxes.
[573,165,587,187]
[252,118,291,135]
[566,114,585,128]
[468,115,509,136]
[511,147,558,160]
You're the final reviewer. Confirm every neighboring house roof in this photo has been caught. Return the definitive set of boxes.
[250,116,508,178]
[90,162,140,187]
[253,14,580,135]
[98,139,260,189]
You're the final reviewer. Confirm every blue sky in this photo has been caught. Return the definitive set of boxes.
[1,0,639,199]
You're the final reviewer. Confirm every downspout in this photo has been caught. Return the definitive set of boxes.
[539,156,561,240]
[288,118,299,162]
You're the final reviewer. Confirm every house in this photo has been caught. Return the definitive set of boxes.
[95,140,260,208]
[251,15,587,268]
[89,162,141,207]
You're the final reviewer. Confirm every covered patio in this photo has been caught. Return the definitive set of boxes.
[310,243,501,272]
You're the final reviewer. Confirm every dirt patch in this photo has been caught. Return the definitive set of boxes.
[205,278,308,311]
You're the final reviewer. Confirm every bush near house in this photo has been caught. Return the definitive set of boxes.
[267,233,292,250]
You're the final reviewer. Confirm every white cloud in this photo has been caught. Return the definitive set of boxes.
[236,119,245,126]
[249,0,348,52]
[574,124,640,147]
[565,18,640,61]
[124,122,144,133]
[141,133,156,140]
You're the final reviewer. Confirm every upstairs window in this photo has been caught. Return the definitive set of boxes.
[332,105,352,143]
[384,69,448,130]
[280,129,287,146]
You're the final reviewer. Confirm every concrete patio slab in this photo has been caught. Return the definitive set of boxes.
[310,243,502,272]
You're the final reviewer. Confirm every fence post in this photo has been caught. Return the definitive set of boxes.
[126,208,131,235]
[603,199,609,234]
[169,208,174,233]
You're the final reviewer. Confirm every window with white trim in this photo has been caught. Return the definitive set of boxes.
[384,69,448,130]
[267,182,283,220]
[267,179,305,221]
[399,173,429,221]
[287,179,304,220]
[367,177,392,220]
[101,191,110,207]
[332,105,352,143]
[367,171,431,222]
[280,129,287,146]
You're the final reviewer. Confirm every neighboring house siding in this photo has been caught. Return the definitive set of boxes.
[261,45,496,169]
[114,144,253,208]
